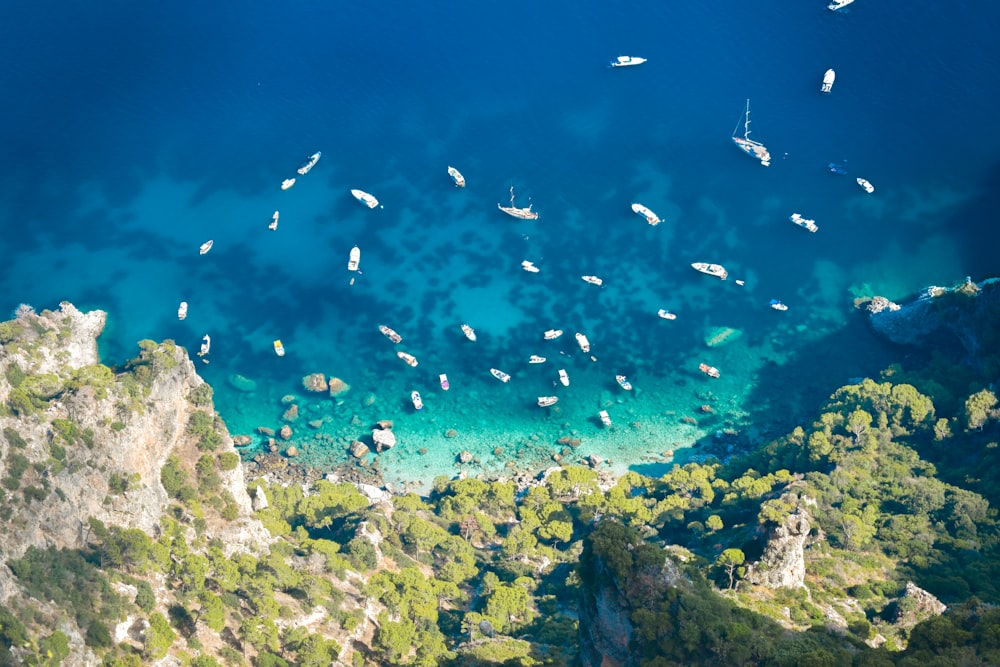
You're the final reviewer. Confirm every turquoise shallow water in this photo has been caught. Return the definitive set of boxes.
[1,2,999,488]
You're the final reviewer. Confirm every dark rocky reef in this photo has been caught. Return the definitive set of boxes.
[867,277,1000,368]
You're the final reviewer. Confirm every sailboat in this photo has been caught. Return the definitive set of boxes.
[497,186,538,220]
[732,99,771,167]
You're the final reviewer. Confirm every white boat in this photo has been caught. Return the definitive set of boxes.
[461,324,477,342]
[537,396,559,407]
[347,246,361,272]
[770,299,788,311]
[281,178,296,190]
[529,355,546,364]
[631,202,661,226]
[576,333,591,353]
[732,99,771,167]
[599,409,612,427]
[273,339,285,356]
[490,368,511,383]
[439,374,450,391]
[789,213,819,233]
[857,177,875,193]
[616,375,633,391]
[498,186,538,220]
[198,335,211,357]
[521,260,540,273]
[397,351,418,367]
[177,302,188,320]
[297,151,321,175]
[544,329,564,340]
[269,211,279,231]
[611,56,646,68]
[828,0,855,11]
[821,69,836,93]
[379,325,402,344]
[657,309,677,320]
[582,275,603,286]
[735,279,745,286]
[411,391,423,411]
[351,189,380,209]
[691,262,729,280]
[447,166,466,187]
[558,369,570,386]
[199,240,213,255]
[699,363,721,378]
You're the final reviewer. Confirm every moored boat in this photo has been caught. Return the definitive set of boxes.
[544,329,564,340]
[411,391,423,411]
[558,369,569,386]
[177,302,188,320]
[281,178,296,190]
[828,0,855,11]
[198,335,211,357]
[397,351,418,367]
[529,355,546,364]
[699,363,721,378]
[631,202,661,226]
[732,99,771,166]
[581,275,603,286]
[498,186,538,220]
[379,325,403,344]
[616,374,633,390]
[691,262,729,280]
[461,324,477,342]
[769,299,788,311]
[610,56,646,67]
[269,211,279,231]
[657,309,677,320]
[439,374,450,391]
[576,333,591,353]
[447,166,466,187]
[273,339,285,357]
[199,240,213,255]
[521,260,540,273]
[348,246,361,272]
[537,396,559,407]
[351,189,380,209]
[599,410,612,426]
[789,213,819,232]
[297,151,321,175]
[857,177,875,193]
[821,69,836,93]
[490,368,511,383]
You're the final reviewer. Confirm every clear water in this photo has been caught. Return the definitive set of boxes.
[2,2,998,490]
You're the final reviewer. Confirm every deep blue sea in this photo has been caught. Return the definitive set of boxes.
[2,1,999,489]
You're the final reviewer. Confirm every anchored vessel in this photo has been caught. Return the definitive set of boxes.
[397,351,418,367]
[558,369,570,386]
[447,166,466,187]
[348,246,361,272]
[351,189,380,209]
[281,178,296,190]
[177,302,188,320]
[199,240,213,255]
[599,410,612,426]
[273,340,285,356]
[537,396,559,407]
[611,56,646,67]
[657,309,677,320]
[581,275,603,286]
[828,0,855,11]
[770,299,789,311]
[821,69,836,93]
[411,391,423,411]
[490,368,511,383]
[732,99,771,166]
[691,262,729,280]
[498,186,538,220]
[699,363,721,378]
[297,151,321,175]
[529,355,546,364]
[269,211,279,231]
[544,329,564,340]
[616,375,633,391]
[576,333,591,353]
[461,324,477,342]
[789,213,819,233]
[439,374,450,391]
[631,202,661,226]
[198,335,211,357]
[378,325,402,344]
[857,178,875,193]
[521,260,540,273]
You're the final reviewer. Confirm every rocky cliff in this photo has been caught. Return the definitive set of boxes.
[744,508,811,590]
[867,277,1000,367]
[0,302,268,564]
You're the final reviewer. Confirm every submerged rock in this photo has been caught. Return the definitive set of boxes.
[228,374,258,392]
[328,377,351,396]
[704,326,742,348]
[302,373,328,392]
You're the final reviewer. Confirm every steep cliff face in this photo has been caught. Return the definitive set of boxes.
[744,509,811,589]
[0,302,267,562]
[868,278,1000,366]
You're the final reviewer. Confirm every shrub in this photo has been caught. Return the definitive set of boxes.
[218,452,240,471]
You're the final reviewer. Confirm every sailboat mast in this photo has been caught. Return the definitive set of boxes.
[744,99,751,140]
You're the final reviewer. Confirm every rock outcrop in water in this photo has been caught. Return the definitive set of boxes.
[867,277,1000,367]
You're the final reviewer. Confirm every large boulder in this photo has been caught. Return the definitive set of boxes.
[372,428,396,452]
[302,373,328,392]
